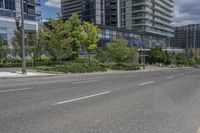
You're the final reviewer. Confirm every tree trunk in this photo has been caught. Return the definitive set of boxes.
[88,52,91,66]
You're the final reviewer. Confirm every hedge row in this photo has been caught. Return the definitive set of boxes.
[110,63,141,71]
[35,64,107,73]
[35,63,141,73]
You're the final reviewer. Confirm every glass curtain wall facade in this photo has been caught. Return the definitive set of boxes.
[0,0,40,46]
[98,25,167,49]
[119,0,174,37]
[62,0,105,25]
[61,0,84,20]
[98,25,140,49]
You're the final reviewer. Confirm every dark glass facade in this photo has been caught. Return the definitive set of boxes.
[5,0,15,10]
[0,0,3,8]
[0,0,16,17]
[61,0,84,20]
[61,0,117,26]
[105,0,117,26]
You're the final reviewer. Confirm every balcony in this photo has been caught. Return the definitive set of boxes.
[132,1,153,7]
[145,28,174,37]
[154,24,174,32]
[160,0,174,7]
[132,14,153,20]
[154,0,174,12]
[25,0,40,5]
[154,12,173,22]
[154,18,172,27]
[26,9,41,16]
[0,9,16,17]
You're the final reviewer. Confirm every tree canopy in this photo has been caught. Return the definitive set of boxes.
[108,39,138,63]
[80,22,99,65]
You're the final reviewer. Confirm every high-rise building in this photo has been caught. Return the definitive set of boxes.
[61,0,84,21]
[61,0,118,26]
[61,0,174,49]
[119,0,174,37]
[171,24,200,49]
[0,0,41,46]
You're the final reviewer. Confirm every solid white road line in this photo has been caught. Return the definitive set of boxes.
[138,81,155,86]
[165,76,175,79]
[0,88,32,94]
[72,80,100,84]
[53,91,111,105]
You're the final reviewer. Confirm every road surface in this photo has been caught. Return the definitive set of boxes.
[0,68,200,133]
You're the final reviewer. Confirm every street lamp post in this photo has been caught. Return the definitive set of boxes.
[21,0,26,74]
[140,33,146,70]
[193,29,196,58]
[15,0,26,74]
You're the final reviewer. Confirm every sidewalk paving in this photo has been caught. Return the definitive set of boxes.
[0,68,55,79]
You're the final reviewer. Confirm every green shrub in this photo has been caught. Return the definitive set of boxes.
[111,63,141,71]
[0,63,20,68]
[99,63,114,69]
[36,55,53,62]
[69,57,99,65]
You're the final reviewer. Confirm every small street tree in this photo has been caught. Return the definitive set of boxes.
[108,39,138,63]
[66,13,82,58]
[12,30,22,58]
[81,22,99,65]
[148,48,165,64]
[27,31,48,66]
[0,37,9,62]
[44,17,72,61]
[96,48,108,63]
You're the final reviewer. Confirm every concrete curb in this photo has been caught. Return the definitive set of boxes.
[0,67,191,80]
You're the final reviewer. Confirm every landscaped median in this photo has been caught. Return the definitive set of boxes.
[34,63,142,74]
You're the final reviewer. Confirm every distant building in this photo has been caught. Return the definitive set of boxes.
[0,0,41,46]
[171,24,200,49]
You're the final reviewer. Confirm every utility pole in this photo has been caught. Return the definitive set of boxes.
[141,33,145,70]
[21,0,26,74]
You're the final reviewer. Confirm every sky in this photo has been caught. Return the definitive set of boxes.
[42,0,200,26]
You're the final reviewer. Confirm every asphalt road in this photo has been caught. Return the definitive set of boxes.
[1,68,200,133]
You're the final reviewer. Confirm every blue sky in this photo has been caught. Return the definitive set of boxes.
[41,0,60,20]
[42,0,200,26]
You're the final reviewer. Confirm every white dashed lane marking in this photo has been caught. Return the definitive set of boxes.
[53,91,111,105]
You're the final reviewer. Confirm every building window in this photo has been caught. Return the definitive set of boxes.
[0,0,3,8]
[5,0,15,10]
[0,27,8,44]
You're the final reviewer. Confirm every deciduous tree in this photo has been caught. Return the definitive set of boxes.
[80,22,99,65]
[108,39,138,63]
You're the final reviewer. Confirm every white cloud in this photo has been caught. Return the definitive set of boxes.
[174,0,200,26]
[44,0,61,8]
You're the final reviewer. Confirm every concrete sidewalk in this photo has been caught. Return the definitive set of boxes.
[0,68,55,79]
